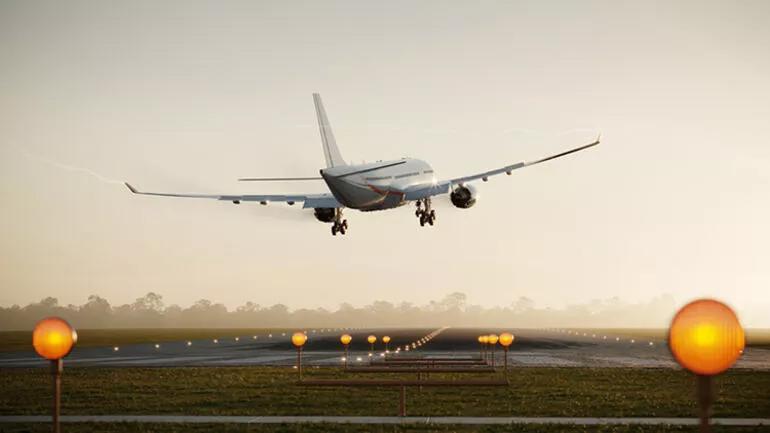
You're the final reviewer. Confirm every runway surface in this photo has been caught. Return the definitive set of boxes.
[2,327,768,369]
[1,415,768,426]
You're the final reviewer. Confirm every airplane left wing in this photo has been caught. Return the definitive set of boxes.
[124,183,341,209]
[402,135,600,201]
[445,135,600,186]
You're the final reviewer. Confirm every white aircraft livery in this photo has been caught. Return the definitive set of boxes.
[126,93,600,236]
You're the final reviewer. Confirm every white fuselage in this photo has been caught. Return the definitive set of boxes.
[321,158,436,211]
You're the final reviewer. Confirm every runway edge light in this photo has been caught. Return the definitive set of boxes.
[669,298,745,433]
[32,317,77,433]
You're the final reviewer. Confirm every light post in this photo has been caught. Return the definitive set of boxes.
[669,299,744,433]
[382,335,391,352]
[32,317,77,433]
[340,334,352,368]
[488,334,499,368]
[479,335,489,362]
[367,335,377,364]
[291,332,308,381]
[499,332,515,373]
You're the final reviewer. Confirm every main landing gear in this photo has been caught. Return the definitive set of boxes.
[331,209,348,236]
[415,198,436,227]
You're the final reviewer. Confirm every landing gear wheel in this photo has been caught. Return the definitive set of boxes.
[419,215,426,226]
[331,225,338,236]
[342,220,348,229]
[428,215,434,226]
[339,226,346,235]
[430,210,436,220]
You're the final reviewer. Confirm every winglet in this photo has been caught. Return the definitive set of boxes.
[124,182,139,194]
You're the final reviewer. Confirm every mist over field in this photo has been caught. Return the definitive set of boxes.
[0,292,686,330]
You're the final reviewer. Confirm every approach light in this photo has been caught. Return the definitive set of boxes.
[367,335,377,344]
[669,299,744,376]
[291,332,308,347]
[32,317,78,433]
[32,317,77,361]
[487,334,499,345]
[340,334,352,345]
[499,332,514,347]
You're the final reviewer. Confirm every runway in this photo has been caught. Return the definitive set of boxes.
[1,327,768,369]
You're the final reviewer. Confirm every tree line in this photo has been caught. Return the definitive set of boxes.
[0,291,679,330]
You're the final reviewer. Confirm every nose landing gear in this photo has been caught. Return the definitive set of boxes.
[331,209,348,236]
[415,198,436,227]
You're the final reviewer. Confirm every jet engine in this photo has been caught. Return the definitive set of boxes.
[450,185,478,209]
[313,208,336,223]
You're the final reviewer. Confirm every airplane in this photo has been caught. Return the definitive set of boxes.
[126,93,600,236]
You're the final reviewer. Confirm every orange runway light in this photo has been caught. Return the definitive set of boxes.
[32,317,77,360]
[340,334,352,345]
[367,335,377,344]
[669,299,744,376]
[292,332,308,347]
[498,332,514,347]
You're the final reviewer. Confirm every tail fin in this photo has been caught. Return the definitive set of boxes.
[313,93,346,168]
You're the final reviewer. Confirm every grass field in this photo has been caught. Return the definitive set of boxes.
[0,328,294,353]
[1,367,768,418]
[1,423,769,433]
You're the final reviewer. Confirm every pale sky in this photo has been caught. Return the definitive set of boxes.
[1,0,769,326]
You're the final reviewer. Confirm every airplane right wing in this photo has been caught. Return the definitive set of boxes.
[124,183,341,209]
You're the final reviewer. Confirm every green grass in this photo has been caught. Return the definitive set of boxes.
[0,329,293,353]
[1,423,769,433]
[1,367,768,418]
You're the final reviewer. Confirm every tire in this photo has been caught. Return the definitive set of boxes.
[340,226,346,235]
[331,225,337,236]
[430,210,436,220]
[342,220,348,229]
[419,215,426,227]
[415,210,421,217]
[428,216,434,226]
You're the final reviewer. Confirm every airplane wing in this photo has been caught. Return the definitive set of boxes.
[402,135,600,201]
[124,183,341,209]
[445,135,600,186]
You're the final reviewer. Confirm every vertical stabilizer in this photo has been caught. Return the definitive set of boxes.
[313,93,346,168]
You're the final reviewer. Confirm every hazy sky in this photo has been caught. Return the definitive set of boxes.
[1,1,769,326]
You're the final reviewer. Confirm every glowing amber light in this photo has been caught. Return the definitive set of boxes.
[340,334,352,345]
[32,317,77,360]
[499,332,515,347]
[291,332,308,347]
[487,334,499,345]
[367,335,377,344]
[669,299,744,376]
[382,336,391,343]
[479,335,489,344]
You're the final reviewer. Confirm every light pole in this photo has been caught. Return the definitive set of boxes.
[291,332,308,381]
[340,334,352,368]
[499,332,515,373]
[32,317,77,433]
[367,335,377,363]
[487,334,499,368]
[382,335,391,353]
[479,335,489,362]
[669,299,744,433]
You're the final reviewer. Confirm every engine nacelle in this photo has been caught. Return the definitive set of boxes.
[450,185,478,209]
[314,207,336,223]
